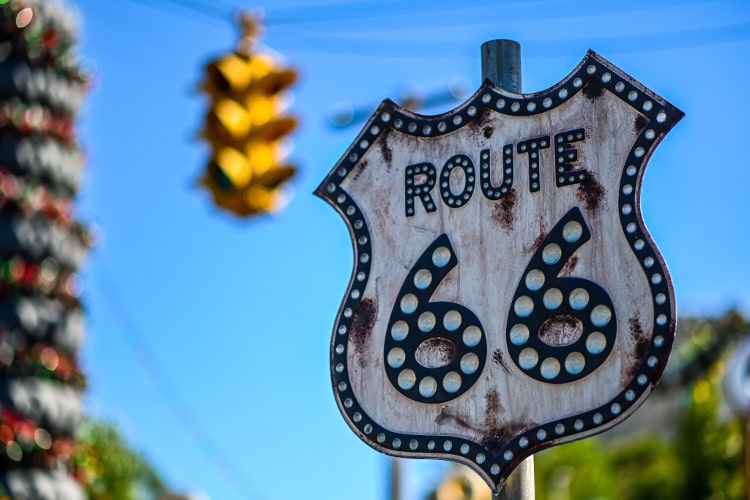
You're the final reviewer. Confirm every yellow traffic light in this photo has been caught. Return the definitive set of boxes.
[197,12,298,217]
[205,53,254,93]
[203,52,297,97]
[199,165,293,217]
[203,91,298,146]
[208,146,252,190]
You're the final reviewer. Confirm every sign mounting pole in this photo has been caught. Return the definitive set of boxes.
[481,40,522,94]
[481,39,536,500]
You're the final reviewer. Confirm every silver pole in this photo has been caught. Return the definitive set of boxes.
[495,456,535,499]
[388,457,401,500]
[481,40,522,92]
[481,38,536,500]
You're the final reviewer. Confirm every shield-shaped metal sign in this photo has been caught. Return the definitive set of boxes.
[316,51,683,492]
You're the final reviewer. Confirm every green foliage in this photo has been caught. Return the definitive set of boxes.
[533,437,617,500]
[535,383,744,499]
[75,420,166,500]
[673,378,744,500]
[535,311,748,500]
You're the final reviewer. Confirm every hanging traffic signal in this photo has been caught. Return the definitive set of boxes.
[198,13,299,218]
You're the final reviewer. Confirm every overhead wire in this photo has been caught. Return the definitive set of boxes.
[270,20,750,58]
[126,0,722,26]
[124,0,231,22]
[263,0,545,25]
[141,0,719,26]
[122,0,747,59]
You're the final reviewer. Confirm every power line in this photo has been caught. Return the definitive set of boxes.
[267,0,719,27]
[126,0,720,28]
[120,0,747,59]
[125,0,233,22]
[263,0,532,26]
[267,21,750,60]
[92,255,267,500]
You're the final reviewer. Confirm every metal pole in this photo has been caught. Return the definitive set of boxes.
[481,40,522,92]
[388,457,401,500]
[494,456,535,499]
[482,38,536,500]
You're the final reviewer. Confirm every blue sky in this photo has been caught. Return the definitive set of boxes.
[62,0,750,498]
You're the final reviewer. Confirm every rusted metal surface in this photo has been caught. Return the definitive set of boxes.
[316,50,683,493]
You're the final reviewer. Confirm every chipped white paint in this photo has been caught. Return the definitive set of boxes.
[316,51,683,493]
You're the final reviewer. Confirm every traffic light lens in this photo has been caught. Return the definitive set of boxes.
[206,54,252,93]
[209,163,232,190]
[210,147,252,190]
[208,99,252,139]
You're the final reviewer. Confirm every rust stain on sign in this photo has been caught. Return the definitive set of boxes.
[626,316,649,381]
[484,390,502,427]
[539,314,584,347]
[492,187,516,230]
[415,338,456,368]
[378,129,393,165]
[435,406,476,431]
[630,316,648,358]
[492,349,511,374]
[561,254,579,276]
[634,115,648,132]
[349,298,377,358]
[576,171,605,212]
[481,422,525,456]
[527,230,548,255]
[583,79,604,99]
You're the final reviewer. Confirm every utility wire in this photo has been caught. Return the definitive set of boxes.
[122,0,744,58]
[265,0,718,26]
[268,21,750,60]
[125,0,232,22]
[159,0,238,21]
[92,255,267,500]
[264,0,536,25]
[127,0,719,27]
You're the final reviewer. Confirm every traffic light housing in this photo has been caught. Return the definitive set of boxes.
[198,14,298,217]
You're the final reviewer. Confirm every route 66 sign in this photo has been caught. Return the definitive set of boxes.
[315,51,683,492]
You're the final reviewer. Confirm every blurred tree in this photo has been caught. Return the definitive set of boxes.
[75,420,166,500]
[535,310,747,500]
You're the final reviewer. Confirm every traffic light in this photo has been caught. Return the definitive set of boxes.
[198,13,298,217]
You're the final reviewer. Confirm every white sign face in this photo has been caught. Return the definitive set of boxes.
[316,51,683,492]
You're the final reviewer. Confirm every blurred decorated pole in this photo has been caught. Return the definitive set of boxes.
[0,1,91,498]
[482,39,535,500]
